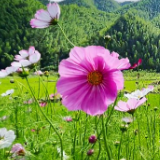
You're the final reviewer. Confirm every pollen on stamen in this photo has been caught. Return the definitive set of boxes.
[87,71,103,85]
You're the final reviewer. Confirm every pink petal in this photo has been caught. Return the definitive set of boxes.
[6,66,18,74]
[110,71,124,90]
[28,46,35,56]
[14,55,24,61]
[0,71,8,78]
[11,62,22,67]
[115,101,129,112]
[30,19,50,28]
[35,9,52,22]
[19,50,28,58]
[47,3,60,19]
[29,51,41,64]
[19,60,31,67]
[111,51,119,58]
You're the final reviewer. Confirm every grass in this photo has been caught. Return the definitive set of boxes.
[0,71,160,160]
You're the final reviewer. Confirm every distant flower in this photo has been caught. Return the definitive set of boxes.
[63,116,72,122]
[12,46,41,68]
[1,89,14,97]
[0,128,16,149]
[30,3,60,28]
[89,135,97,144]
[23,99,34,104]
[39,102,47,107]
[57,46,131,116]
[50,93,62,100]
[49,0,64,2]
[57,147,68,160]
[122,117,133,124]
[0,116,8,121]
[124,85,154,100]
[31,129,36,132]
[11,143,25,157]
[34,70,43,76]
[115,97,147,114]
[0,66,18,78]
[129,58,142,69]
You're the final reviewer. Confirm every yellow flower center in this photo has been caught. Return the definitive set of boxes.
[87,71,103,85]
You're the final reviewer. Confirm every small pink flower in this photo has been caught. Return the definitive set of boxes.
[57,46,131,116]
[63,116,72,122]
[40,102,47,107]
[129,58,142,69]
[115,97,147,114]
[30,3,60,28]
[11,143,25,156]
[31,129,36,132]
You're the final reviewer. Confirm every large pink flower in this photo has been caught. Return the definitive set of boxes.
[115,97,147,114]
[56,46,131,116]
[30,3,60,28]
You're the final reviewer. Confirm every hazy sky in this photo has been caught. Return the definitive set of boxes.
[115,0,140,2]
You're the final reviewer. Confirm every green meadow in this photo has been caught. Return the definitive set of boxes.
[0,71,160,160]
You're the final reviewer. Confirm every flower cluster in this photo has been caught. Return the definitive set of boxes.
[115,85,153,114]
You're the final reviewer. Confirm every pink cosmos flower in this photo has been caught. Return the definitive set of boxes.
[39,102,47,107]
[129,58,142,69]
[115,97,147,114]
[11,143,25,157]
[56,46,131,116]
[30,3,60,28]
[12,46,41,67]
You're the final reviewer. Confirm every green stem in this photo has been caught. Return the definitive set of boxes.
[25,77,63,160]
[118,132,123,160]
[102,115,111,160]
[58,23,75,47]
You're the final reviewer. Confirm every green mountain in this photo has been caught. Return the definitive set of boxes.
[117,0,160,20]
[98,12,160,71]
[0,0,118,69]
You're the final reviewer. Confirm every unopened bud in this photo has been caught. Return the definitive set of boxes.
[87,149,94,156]
[89,135,97,144]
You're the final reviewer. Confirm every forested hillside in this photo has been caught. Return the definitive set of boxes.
[0,0,118,70]
[116,0,160,20]
[98,12,160,71]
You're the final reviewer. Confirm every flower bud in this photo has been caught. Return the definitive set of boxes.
[89,135,97,144]
[10,79,15,83]
[87,149,94,156]
[44,71,49,77]
[120,124,128,132]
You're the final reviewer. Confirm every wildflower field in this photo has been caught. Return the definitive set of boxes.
[1,1,160,160]
[0,71,160,160]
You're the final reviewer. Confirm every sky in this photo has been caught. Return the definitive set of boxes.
[115,0,140,2]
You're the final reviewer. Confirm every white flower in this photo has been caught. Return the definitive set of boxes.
[124,85,154,100]
[0,67,18,78]
[11,46,41,68]
[1,89,14,97]
[0,128,16,149]
[57,147,68,160]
